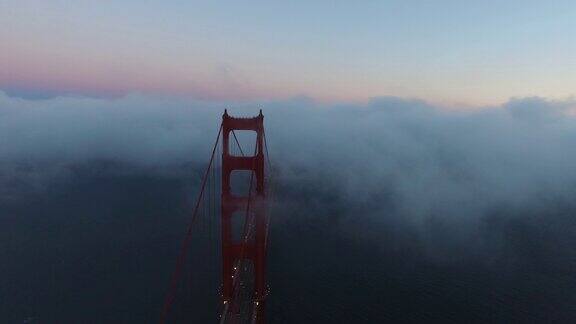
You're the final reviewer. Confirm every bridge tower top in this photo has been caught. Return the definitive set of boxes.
[222,109,263,130]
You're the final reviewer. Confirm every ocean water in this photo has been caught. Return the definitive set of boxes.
[2,167,576,323]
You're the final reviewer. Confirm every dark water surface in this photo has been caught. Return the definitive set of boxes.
[2,168,576,323]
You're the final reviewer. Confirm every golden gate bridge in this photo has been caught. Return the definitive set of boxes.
[160,110,274,323]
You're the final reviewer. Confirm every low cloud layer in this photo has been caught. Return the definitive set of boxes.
[2,91,576,213]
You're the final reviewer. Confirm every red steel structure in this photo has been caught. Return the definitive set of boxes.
[161,110,270,324]
[220,110,267,323]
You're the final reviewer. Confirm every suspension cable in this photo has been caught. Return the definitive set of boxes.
[160,125,223,324]
[231,130,245,157]
[263,129,272,170]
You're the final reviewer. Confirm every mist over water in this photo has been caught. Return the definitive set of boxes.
[2,91,576,322]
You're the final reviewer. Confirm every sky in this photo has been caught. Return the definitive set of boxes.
[1,0,575,106]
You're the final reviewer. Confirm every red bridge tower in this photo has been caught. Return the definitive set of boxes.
[221,110,267,323]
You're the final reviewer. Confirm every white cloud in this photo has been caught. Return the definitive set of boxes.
[2,91,576,223]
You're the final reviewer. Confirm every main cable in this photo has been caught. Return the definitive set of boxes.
[160,125,223,324]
